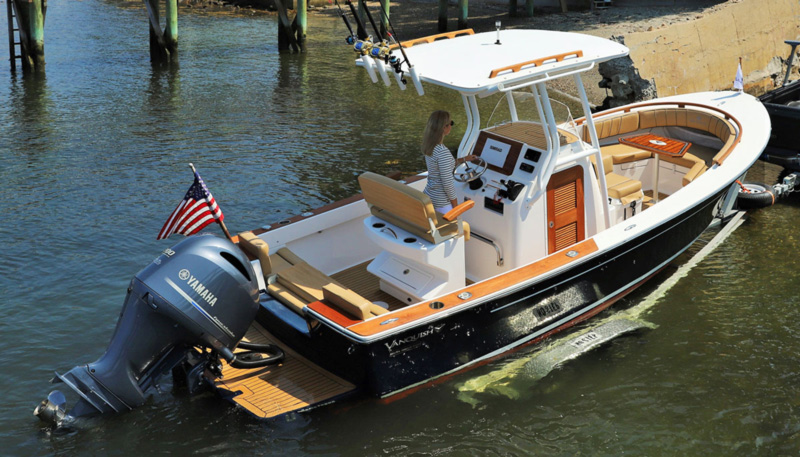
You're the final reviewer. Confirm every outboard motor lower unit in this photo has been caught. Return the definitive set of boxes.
[35,234,283,427]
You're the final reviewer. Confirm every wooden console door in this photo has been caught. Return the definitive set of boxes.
[546,166,585,254]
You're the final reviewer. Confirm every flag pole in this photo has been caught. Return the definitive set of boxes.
[189,163,234,242]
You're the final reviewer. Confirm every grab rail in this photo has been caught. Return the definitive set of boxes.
[390,29,475,50]
[470,231,504,266]
[489,50,584,79]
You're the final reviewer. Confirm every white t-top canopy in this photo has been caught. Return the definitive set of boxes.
[400,30,629,94]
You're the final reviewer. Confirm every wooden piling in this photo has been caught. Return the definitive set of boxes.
[378,0,389,39]
[508,0,517,17]
[164,0,178,57]
[145,0,169,63]
[296,0,306,51]
[526,0,534,17]
[274,0,300,52]
[28,0,44,70]
[438,0,447,32]
[8,0,46,72]
[457,0,468,29]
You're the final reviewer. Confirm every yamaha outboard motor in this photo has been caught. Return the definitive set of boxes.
[34,234,283,427]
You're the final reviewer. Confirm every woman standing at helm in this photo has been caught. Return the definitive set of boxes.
[421,110,476,214]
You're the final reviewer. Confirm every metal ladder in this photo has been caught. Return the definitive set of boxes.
[6,0,21,71]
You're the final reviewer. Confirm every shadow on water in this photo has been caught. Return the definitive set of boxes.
[3,72,53,158]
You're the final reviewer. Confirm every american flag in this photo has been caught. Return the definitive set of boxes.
[157,171,224,240]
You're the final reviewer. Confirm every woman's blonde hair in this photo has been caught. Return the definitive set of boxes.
[421,110,451,157]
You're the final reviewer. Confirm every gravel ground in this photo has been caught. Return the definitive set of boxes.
[312,0,727,38]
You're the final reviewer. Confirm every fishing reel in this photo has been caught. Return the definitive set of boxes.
[345,35,356,45]
[369,40,391,59]
[387,54,407,84]
[354,38,374,55]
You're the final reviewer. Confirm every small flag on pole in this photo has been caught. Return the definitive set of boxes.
[734,58,744,91]
[157,168,225,240]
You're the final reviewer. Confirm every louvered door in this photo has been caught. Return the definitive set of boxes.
[546,166,585,254]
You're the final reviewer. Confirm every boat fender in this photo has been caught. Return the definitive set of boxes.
[735,181,776,209]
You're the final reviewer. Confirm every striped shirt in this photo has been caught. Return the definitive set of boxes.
[423,144,457,209]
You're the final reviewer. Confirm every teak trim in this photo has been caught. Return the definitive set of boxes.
[346,238,599,337]
[488,50,584,78]
[443,200,475,221]
[391,29,475,50]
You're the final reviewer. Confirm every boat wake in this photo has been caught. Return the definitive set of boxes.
[456,211,746,407]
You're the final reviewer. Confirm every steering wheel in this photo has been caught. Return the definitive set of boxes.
[453,157,488,183]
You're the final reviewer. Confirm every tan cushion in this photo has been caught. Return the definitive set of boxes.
[276,247,305,266]
[713,135,737,165]
[267,282,306,315]
[359,172,439,230]
[276,262,337,303]
[360,172,468,244]
[581,112,640,142]
[238,231,273,276]
[660,152,704,170]
[606,172,642,200]
[600,143,654,164]
[322,283,387,320]
[682,162,708,186]
[266,247,306,275]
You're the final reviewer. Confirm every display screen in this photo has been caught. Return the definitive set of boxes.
[480,138,512,169]
[472,131,523,176]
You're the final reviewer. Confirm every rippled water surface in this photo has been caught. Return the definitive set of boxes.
[3,1,800,455]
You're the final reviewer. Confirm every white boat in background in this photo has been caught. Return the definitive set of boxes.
[36,27,770,425]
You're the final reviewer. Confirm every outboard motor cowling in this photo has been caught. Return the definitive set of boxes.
[35,234,277,426]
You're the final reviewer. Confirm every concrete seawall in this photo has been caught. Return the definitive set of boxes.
[624,0,800,96]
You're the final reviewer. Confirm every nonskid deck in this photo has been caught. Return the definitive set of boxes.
[214,323,355,419]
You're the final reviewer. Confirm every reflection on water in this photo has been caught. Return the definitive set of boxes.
[3,0,800,455]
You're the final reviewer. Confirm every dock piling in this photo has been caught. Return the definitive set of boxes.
[274,0,302,52]
[145,0,178,64]
[438,0,447,32]
[378,0,388,39]
[457,0,468,29]
[6,0,46,72]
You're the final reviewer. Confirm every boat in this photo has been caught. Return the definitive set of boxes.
[758,39,800,171]
[35,27,771,425]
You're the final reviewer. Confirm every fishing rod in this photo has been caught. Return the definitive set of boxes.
[370,0,412,81]
[344,0,369,41]
[334,0,357,45]
[359,0,384,43]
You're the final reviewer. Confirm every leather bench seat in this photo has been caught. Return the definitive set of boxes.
[237,231,387,320]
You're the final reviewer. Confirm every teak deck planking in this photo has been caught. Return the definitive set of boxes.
[331,261,405,311]
[215,323,355,419]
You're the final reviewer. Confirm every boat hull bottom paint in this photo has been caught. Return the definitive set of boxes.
[257,189,726,397]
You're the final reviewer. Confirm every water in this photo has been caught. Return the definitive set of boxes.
[2,1,800,455]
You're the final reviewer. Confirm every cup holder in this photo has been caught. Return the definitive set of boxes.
[429,301,445,310]
[372,222,385,229]
[403,237,417,243]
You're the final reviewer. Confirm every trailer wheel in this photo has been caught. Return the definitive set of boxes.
[736,182,775,209]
